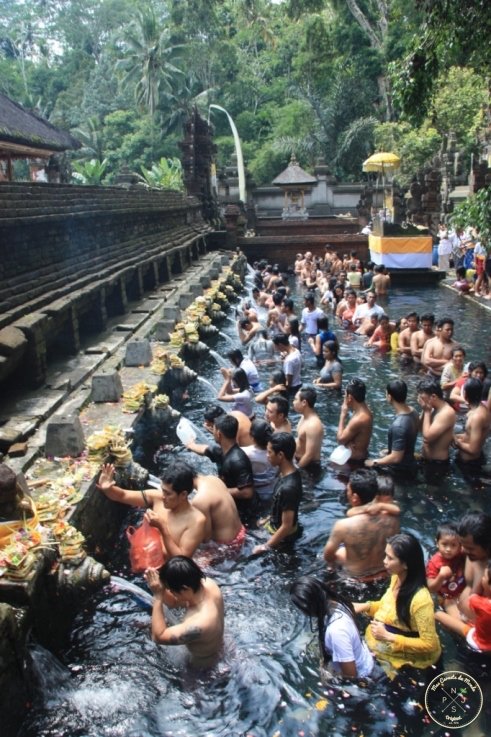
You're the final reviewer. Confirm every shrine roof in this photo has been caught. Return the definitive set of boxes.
[272,154,317,186]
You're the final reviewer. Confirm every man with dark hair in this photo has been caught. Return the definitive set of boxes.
[453,378,491,463]
[300,292,325,337]
[336,378,373,462]
[97,462,206,559]
[253,432,303,554]
[211,413,255,521]
[265,394,291,433]
[293,386,324,469]
[371,265,390,295]
[422,317,455,376]
[417,378,456,463]
[145,556,224,665]
[226,348,261,392]
[273,334,302,396]
[398,311,419,358]
[410,313,435,363]
[457,513,491,618]
[323,469,399,579]
[365,379,419,475]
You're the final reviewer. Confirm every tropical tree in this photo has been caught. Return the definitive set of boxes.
[72,158,108,184]
[116,6,183,117]
[137,157,184,190]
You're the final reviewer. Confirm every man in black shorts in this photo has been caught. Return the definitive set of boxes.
[253,432,303,553]
[211,413,256,524]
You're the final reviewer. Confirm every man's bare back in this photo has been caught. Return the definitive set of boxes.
[324,512,399,578]
[192,475,243,543]
[296,414,323,466]
[337,403,373,461]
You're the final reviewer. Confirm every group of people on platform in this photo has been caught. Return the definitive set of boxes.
[96,248,491,722]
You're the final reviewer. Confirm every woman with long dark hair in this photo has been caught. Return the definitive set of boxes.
[291,576,374,678]
[354,532,441,679]
[314,341,343,390]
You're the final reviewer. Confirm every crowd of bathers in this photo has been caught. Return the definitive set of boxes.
[98,246,491,721]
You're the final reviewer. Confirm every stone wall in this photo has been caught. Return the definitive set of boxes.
[0,182,213,388]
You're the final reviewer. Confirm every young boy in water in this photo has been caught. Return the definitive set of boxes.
[435,560,491,652]
[426,522,465,617]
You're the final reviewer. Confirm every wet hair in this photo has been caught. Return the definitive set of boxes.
[239,317,251,329]
[250,419,273,449]
[161,462,194,494]
[252,287,260,294]
[273,334,289,347]
[214,413,239,440]
[436,522,459,541]
[297,385,317,408]
[270,369,287,387]
[376,475,394,497]
[272,292,283,306]
[322,340,339,359]
[159,556,205,593]
[457,513,491,552]
[386,379,408,403]
[456,266,467,278]
[481,377,491,402]
[345,377,366,403]
[317,315,329,331]
[304,292,316,305]
[227,348,243,365]
[348,469,378,504]
[417,378,443,399]
[283,298,294,311]
[406,311,419,321]
[451,345,466,357]
[468,361,487,378]
[440,317,454,328]
[387,533,427,628]
[290,577,357,665]
[420,313,435,324]
[288,317,301,339]
[269,431,296,460]
[204,404,225,423]
[463,377,483,406]
[267,394,289,418]
[232,368,250,392]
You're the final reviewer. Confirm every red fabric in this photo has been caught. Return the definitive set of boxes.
[469,594,491,650]
[426,551,466,598]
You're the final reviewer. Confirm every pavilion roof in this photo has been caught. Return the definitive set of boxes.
[0,93,81,158]
[272,154,317,187]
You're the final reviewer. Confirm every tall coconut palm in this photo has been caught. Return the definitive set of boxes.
[117,6,183,117]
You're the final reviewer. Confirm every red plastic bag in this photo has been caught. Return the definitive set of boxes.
[126,517,165,573]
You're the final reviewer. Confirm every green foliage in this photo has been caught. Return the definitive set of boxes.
[431,68,487,149]
[451,187,491,251]
[137,157,184,191]
[374,121,441,187]
[72,158,108,184]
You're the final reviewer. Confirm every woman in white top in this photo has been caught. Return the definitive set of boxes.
[291,576,374,679]
[217,367,254,418]
[241,419,278,501]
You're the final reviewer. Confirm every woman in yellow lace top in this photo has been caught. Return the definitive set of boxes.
[354,532,441,679]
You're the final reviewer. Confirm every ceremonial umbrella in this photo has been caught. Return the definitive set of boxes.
[362,152,401,213]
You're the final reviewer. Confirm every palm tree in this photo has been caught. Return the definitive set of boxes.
[117,6,183,117]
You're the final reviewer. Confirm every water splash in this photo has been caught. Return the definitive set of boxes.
[27,642,71,696]
[209,350,229,369]
[218,330,236,347]
[110,575,153,610]
[198,375,217,394]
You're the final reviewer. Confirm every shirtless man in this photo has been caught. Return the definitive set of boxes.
[97,462,206,559]
[397,311,419,358]
[410,313,434,363]
[456,512,491,619]
[371,265,390,296]
[453,378,491,463]
[265,395,292,433]
[293,386,324,468]
[336,378,373,461]
[417,378,456,462]
[323,469,400,579]
[145,556,223,666]
[191,473,245,546]
[422,317,455,376]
